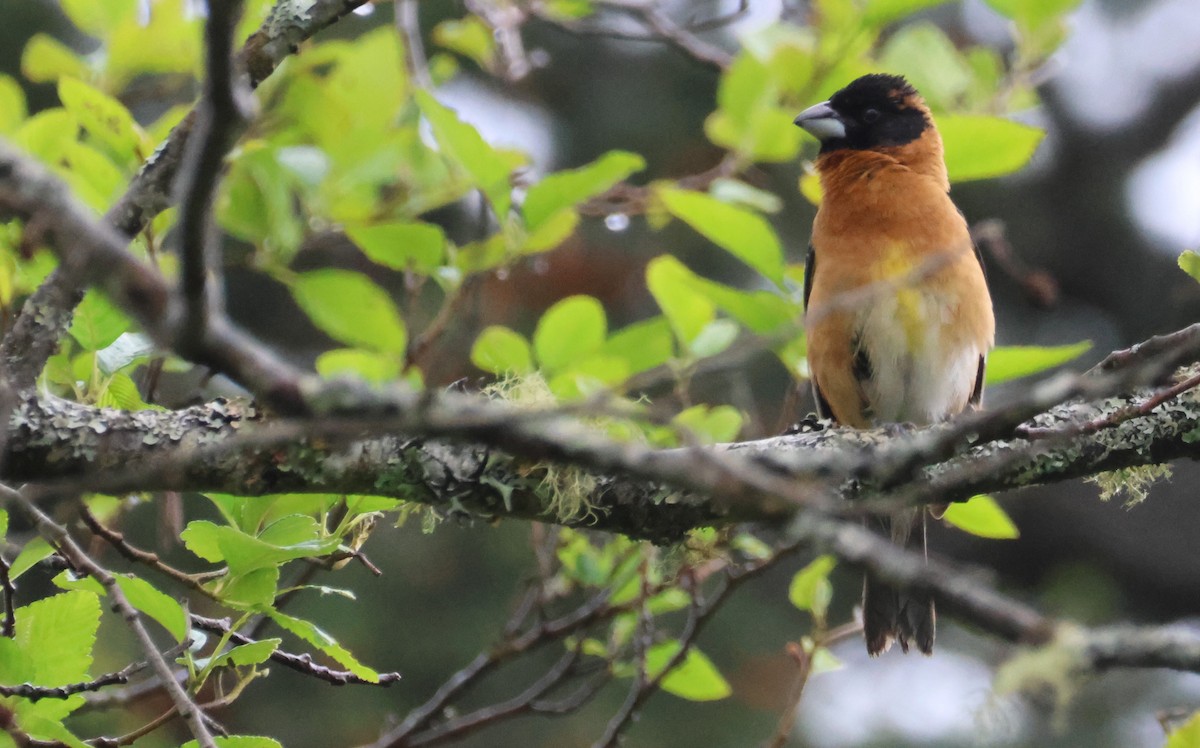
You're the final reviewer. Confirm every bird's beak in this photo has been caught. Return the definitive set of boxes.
[794,101,846,141]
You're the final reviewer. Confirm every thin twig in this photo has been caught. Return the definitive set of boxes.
[0,485,217,748]
[0,555,14,638]
[190,614,401,686]
[176,0,252,347]
[81,507,218,600]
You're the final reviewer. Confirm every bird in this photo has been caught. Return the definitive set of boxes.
[793,74,995,656]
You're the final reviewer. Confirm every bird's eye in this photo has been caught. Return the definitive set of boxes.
[863,108,881,124]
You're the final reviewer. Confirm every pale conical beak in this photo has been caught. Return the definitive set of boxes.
[794,101,846,141]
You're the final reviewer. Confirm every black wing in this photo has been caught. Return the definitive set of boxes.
[969,237,988,407]
[803,244,835,420]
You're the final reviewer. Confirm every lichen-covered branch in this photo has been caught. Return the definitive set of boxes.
[7,374,1200,543]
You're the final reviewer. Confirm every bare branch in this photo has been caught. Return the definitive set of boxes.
[176,0,253,347]
[189,614,401,686]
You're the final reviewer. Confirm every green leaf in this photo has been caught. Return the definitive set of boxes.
[983,0,1082,28]
[432,16,495,70]
[523,151,645,229]
[60,0,139,35]
[0,510,7,541]
[15,109,77,163]
[266,610,380,682]
[659,187,785,284]
[673,405,743,444]
[600,317,675,375]
[69,290,131,351]
[879,24,973,110]
[521,209,579,254]
[219,567,280,608]
[17,591,100,684]
[645,641,731,701]
[939,115,1044,182]
[471,326,534,375]
[10,538,54,581]
[181,520,225,563]
[112,576,188,641]
[788,555,836,621]
[21,35,88,84]
[688,319,739,359]
[207,639,282,670]
[346,221,446,274]
[943,495,1019,539]
[315,348,401,384]
[181,738,283,748]
[415,90,512,217]
[57,77,143,165]
[1167,712,1200,748]
[863,0,950,25]
[292,270,407,354]
[985,341,1091,384]
[1178,250,1200,284]
[647,256,715,346]
[97,372,151,411]
[533,296,607,373]
[96,332,155,375]
[0,76,25,136]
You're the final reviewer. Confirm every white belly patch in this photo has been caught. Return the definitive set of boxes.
[855,289,980,425]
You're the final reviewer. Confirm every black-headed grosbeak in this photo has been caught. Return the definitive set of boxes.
[794,74,995,656]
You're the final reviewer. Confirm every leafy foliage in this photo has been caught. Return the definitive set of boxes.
[0,0,1092,743]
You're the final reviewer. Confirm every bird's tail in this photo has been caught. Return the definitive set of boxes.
[862,509,935,656]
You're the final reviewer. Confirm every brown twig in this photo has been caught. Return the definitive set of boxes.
[80,507,219,600]
[189,614,401,686]
[0,484,218,748]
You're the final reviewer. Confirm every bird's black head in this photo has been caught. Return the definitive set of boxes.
[794,74,931,154]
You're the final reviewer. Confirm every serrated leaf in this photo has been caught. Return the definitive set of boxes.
[415,90,512,217]
[219,567,280,608]
[292,270,407,354]
[524,151,645,229]
[789,555,836,620]
[879,23,973,110]
[266,610,380,682]
[97,372,150,411]
[17,591,99,684]
[533,295,607,373]
[985,341,1091,384]
[659,187,784,284]
[471,325,534,375]
[942,495,1019,539]
[346,221,446,274]
[69,290,131,351]
[645,641,731,701]
[113,576,188,641]
[940,115,1044,182]
[181,520,225,563]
